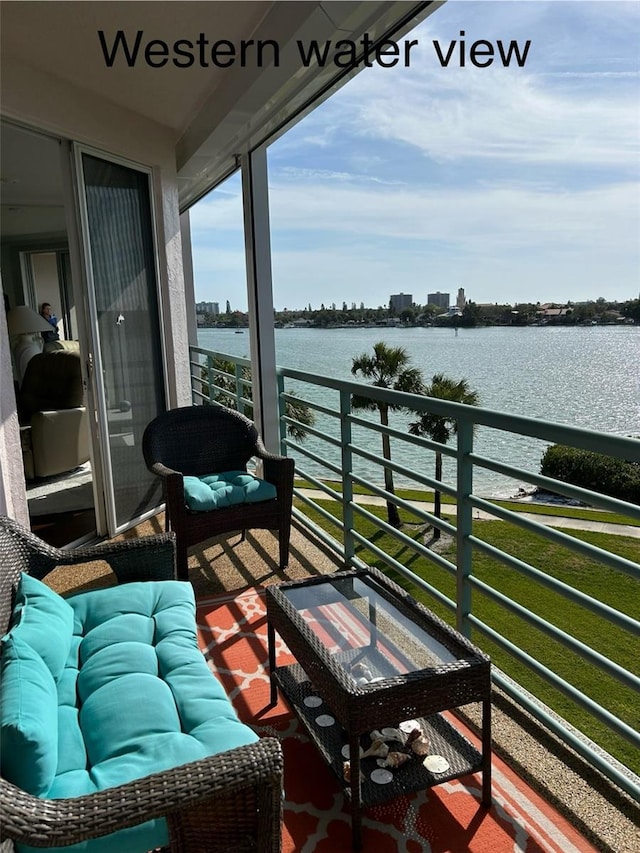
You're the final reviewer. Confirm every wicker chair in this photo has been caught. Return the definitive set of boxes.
[142,406,295,582]
[0,516,283,853]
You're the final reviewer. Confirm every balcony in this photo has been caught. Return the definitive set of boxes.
[168,343,638,850]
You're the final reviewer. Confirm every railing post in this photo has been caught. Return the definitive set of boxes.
[340,389,355,565]
[188,346,195,404]
[456,417,474,638]
[207,354,214,405]
[277,372,287,456]
[235,362,244,414]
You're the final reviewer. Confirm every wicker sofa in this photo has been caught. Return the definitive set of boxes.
[0,517,282,853]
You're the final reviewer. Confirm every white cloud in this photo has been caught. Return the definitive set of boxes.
[329,64,638,170]
[190,0,639,309]
[278,1,639,175]
[192,175,639,307]
[190,191,242,231]
[265,178,637,251]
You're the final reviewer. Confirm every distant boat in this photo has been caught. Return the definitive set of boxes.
[235,330,244,334]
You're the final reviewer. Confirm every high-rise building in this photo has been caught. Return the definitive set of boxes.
[456,288,466,309]
[389,293,413,312]
[195,301,219,315]
[427,292,450,310]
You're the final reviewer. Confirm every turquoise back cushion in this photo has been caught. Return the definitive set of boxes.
[184,470,277,511]
[0,634,58,796]
[8,572,74,680]
[53,580,257,786]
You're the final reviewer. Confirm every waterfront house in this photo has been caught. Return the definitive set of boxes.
[537,305,572,323]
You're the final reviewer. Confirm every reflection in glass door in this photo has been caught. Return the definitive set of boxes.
[76,150,165,533]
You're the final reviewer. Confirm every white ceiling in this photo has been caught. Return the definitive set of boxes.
[1,1,272,132]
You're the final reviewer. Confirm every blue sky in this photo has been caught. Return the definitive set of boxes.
[190,1,640,312]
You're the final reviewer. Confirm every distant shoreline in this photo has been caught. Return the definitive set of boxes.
[199,321,638,331]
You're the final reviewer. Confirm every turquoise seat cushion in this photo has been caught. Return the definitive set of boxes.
[5,579,258,853]
[25,580,259,852]
[7,572,73,680]
[0,634,58,796]
[183,470,277,511]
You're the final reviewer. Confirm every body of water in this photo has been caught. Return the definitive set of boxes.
[197,325,639,498]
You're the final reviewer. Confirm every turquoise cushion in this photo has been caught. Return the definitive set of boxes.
[10,580,257,853]
[183,470,277,511]
[7,572,73,681]
[57,705,88,779]
[0,634,58,796]
[59,581,257,793]
[15,820,168,853]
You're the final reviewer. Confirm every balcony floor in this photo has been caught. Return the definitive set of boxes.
[54,512,639,853]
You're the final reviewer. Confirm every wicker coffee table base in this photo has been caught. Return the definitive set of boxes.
[266,568,491,851]
[273,663,483,809]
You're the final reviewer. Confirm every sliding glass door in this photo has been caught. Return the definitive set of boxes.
[75,149,165,533]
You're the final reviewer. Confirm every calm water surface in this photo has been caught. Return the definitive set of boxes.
[198,326,639,497]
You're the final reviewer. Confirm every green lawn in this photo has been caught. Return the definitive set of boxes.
[296,498,640,774]
[294,478,640,527]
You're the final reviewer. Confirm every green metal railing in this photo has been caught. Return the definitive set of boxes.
[190,345,640,800]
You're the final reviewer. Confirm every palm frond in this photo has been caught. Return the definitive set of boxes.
[410,374,480,443]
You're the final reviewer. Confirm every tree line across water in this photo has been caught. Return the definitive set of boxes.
[199,297,640,329]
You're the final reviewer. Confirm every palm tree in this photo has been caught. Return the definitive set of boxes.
[409,374,480,540]
[351,342,424,527]
[201,357,315,441]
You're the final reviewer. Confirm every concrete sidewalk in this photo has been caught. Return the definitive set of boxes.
[296,489,640,538]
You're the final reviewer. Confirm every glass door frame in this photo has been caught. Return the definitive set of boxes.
[72,143,169,536]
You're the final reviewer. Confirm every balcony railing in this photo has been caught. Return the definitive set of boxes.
[189,345,640,800]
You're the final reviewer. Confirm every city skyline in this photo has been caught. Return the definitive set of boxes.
[197,291,637,316]
[190,1,640,312]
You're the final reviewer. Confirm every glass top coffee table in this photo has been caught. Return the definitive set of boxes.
[266,565,491,851]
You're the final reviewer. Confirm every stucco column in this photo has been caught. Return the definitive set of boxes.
[241,147,279,452]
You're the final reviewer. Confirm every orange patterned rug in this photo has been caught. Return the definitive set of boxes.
[196,587,596,853]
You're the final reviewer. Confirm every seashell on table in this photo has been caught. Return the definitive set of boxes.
[380,726,407,745]
[423,754,450,773]
[381,751,412,769]
[411,735,431,756]
[405,727,423,746]
[370,768,393,784]
[351,662,373,681]
[361,738,389,760]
